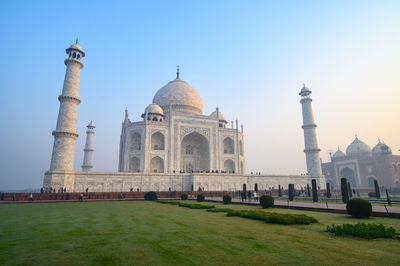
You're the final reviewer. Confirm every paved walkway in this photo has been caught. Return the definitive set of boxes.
[206,197,400,217]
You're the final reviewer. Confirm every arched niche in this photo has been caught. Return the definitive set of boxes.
[150,156,164,173]
[224,159,235,172]
[223,137,234,154]
[129,157,140,172]
[131,133,141,151]
[151,132,165,150]
[181,132,209,172]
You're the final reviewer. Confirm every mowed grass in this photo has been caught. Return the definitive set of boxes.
[1,201,400,265]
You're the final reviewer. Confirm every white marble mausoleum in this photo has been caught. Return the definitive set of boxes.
[43,42,325,192]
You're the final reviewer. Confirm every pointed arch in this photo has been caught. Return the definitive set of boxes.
[223,137,234,154]
[129,157,140,172]
[181,132,209,172]
[239,140,243,156]
[150,156,164,173]
[224,159,235,172]
[151,132,165,150]
[131,132,141,151]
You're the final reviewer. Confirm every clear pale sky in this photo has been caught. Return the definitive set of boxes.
[0,0,399,190]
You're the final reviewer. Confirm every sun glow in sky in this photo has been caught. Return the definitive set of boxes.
[0,0,399,189]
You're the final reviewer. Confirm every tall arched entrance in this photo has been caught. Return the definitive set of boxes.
[340,167,357,187]
[181,132,210,172]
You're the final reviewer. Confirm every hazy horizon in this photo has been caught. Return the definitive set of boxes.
[0,0,399,190]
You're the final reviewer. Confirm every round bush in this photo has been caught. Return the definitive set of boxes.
[260,195,274,208]
[222,195,232,204]
[197,194,205,202]
[180,193,188,200]
[346,198,372,218]
[144,191,158,201]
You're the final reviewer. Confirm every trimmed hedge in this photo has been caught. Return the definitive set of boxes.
[259,195,274,208]
[156,200,215,209]
[206,208,233,213]
[327,223,396,239]
[227,210,318,225]
[368,192,376,198]
[346,198,372,218]
[222,195,232,204]
[156,200,180,205]
[178,203,215,209]
[197,194,205,202]
[144,191,158,201]
[180,194,188,200]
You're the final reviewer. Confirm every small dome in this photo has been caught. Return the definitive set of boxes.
[144,103,164,115]
[153,77,203,115]
[346,136,371,156]
[87,121,95,128]
[299,84,312,96]
[332,147,345,158]
[210,110,226,121]
[70,43,82,51]
[372,140,392,155]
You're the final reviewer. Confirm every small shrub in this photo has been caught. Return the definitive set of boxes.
[227,210,318,225]
[178,203,215,209]
[346,198,372,218]
[368,192,376,198]
[180,194,188,200]
[222,195,232,204]
[197,194,205,202]
[327,223,396,239]
[260,195,274,208]
[207,208,233,213]
[144,191,158,201]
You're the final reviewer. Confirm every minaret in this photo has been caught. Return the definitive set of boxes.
[49,40,85,171]
[82,121,95,171]
[299,84,325,188]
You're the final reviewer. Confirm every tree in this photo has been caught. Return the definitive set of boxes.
[374,180,381,199]
[326,182,331,198]
[341,178,349,203]
[347,182,353,198]
[288,184,295,201]
[312,179,318,202]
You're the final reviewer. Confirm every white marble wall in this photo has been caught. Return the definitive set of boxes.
[44,171,313,192]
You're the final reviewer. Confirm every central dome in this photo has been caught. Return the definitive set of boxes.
[153,77,203,115]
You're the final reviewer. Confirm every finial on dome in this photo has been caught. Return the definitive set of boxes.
[378,138,381,143]
[76,38,78,44]
[355,134,358,139]
[176,65,180,79]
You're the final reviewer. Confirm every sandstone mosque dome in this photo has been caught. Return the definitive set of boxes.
[346,136,372,155]
[372,139,392,155]
[144,103,164,115]
[152,67,203,115]
[332,147,345,158]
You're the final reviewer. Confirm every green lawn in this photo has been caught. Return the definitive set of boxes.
[1,201,400,265]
